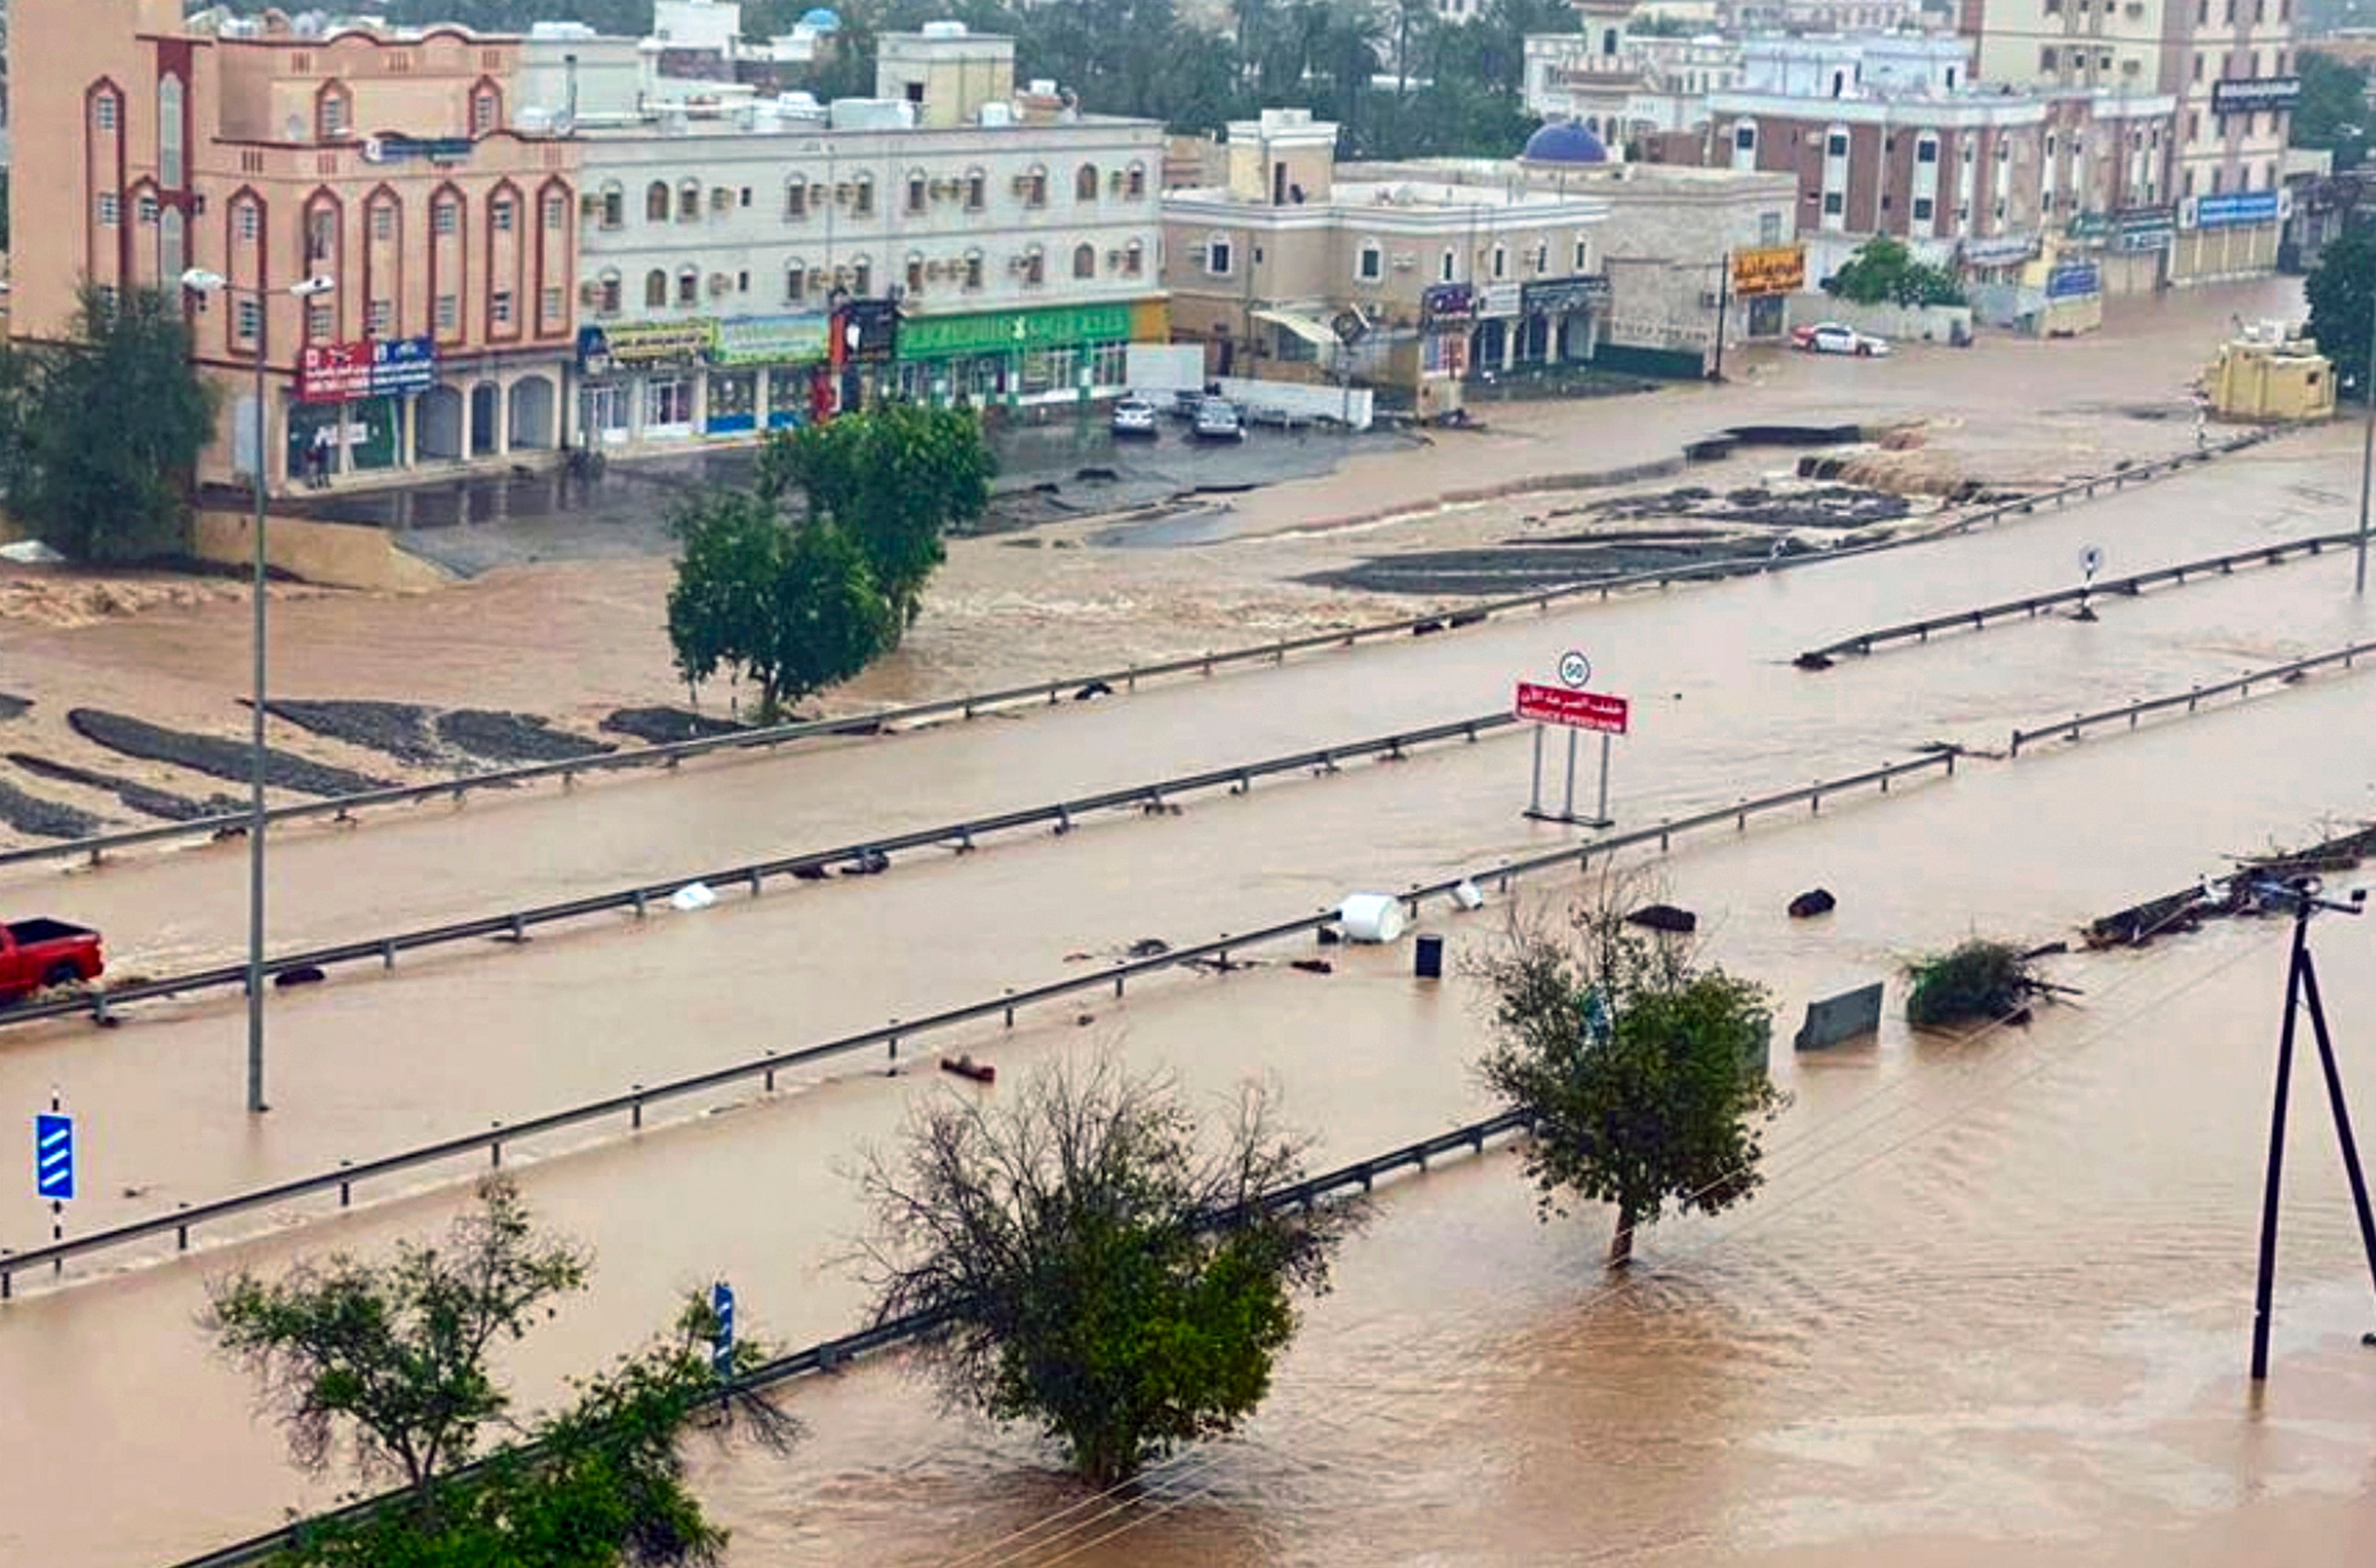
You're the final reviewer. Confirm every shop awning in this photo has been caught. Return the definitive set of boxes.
[1251,308,1342,352]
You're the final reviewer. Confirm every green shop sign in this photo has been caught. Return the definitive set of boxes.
[898,303,1134,361]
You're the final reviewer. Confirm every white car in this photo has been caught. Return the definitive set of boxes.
[1110,397,1159,437]
[1791,321,1892,358]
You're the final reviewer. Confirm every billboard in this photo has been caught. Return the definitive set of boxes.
[296,340,372,403]
[1732,245,1806,298]
[2210,77,2301,116]
[2192,190,2280,230]
[2045,263,2101,300]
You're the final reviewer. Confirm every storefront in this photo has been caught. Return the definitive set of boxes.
[893,302,1142,410]
[286,334,477,480]
[711,314,832,435]
[1519,276,1611,364]
[2176,191,2282,284]
[577,317,834,447]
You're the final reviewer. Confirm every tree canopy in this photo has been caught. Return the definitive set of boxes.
[856,1054,1356,1485]
[1476,881,1785,1266]
[4,283,220,563]
[1825,236,1967,309]
[665,488,896,721]
[2293,50,2372,172]
[2307,223,2376,399]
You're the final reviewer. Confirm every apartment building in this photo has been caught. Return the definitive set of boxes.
[10,0,580,490]
[1971,0,2295,280]
[551,26,1166,448]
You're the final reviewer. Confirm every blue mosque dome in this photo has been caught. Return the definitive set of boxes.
[1521,120,1610,165]
[801,8,843,30]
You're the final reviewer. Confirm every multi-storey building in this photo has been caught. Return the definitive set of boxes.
[11,0,580,489]
[1970,0,2296,280]
[546,25,1166,448]
[1525,16,1751,140]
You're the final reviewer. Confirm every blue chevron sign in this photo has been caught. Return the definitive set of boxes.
[34,1112,73,1202]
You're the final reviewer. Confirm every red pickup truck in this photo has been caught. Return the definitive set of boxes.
[0,918,105,1003]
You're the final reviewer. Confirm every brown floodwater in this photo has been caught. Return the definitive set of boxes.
[4,285,2375,1566]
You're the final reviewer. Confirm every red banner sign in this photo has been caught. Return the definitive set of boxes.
[1515,682,1629,734]
[297,340,373,404]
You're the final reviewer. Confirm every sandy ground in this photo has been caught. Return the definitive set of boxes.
[0,277,2335,841]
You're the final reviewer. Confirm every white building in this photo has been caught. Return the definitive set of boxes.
[564,27,1164,449]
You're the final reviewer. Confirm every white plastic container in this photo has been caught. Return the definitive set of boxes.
[1338,893,1407,944]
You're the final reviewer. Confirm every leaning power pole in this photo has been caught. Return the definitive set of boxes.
[2247,875,2376,1383]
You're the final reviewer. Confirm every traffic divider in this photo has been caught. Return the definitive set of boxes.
[0,750,1956,1300]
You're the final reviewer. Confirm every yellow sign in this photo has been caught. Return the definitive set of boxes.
[1732,245,1806,298]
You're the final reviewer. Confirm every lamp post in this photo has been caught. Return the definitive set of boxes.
[178,267,336,1115]
[2359,289,2375,596]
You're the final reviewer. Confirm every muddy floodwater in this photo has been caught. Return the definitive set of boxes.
[2,280,2374,1567]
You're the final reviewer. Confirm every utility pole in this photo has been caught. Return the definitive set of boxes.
[2357,291,2374,595]
[2247,875,2376,1383]
[1710,252,1732,382]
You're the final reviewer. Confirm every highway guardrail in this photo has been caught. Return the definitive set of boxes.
[2007,638,2376,757]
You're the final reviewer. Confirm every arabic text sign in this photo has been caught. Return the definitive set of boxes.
[1515,682,1630,735]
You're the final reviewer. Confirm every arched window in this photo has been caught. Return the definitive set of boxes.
[676,265,699,305]
[598,269,621,314]
[852,175,874,217]
[849,255,873,296]
[470,81,503,136]
[677,179,700,222]
[1124,162,1146,199]
[646,181,670,223]
[785,259,807,302]
[316,80,352,141]
[491,192,517,232]
[599,181,624,229]
[1022,245,1044,285]
[906,168,930,214]
[645,268,668,307]
[1073,242,1096,279]
[1123,239,1144,277]
[906,251,927,294]
[1023,165,1048,208]
[963,248,984,290]
[159,75,187,186]
[964,168,987,211]
[1076,163,1099,201]
[785,177,808,220]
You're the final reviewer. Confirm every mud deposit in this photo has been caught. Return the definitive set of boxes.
[65,710,394,797]
[1576,482,1913,530]
[1300,536,1824,596]
[7,754,236,823]
[600,707,750,746]
[432,710,615,764]
[0,779,106,839]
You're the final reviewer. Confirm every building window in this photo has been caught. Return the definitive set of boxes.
[318,84,350,140]
[371,202,395,241]
[646,269,668,307]
[367,298,393,334]
[159,76,187,187]
[598,272,621,314]
[434,200,460,236]
[965,250,984,290]
[94,94,120,133]
[96,192,120,227]
[907,255,926,294]
[492,197,516,233]
[435,293,459,333]
[601,183,624,229]
[306,299,334,339]
[1126,162,1146,198]
[1574,238,1590,270]
[908,173,928,214]
[785,262,805,302]
[1207,236,1232,275]
[1759,211,1783,245]
[235,296,261,344]
[1912,195,1934,222]
[1357,242,1382,282]
[137,193,160,225]
[472,87,501,136]
[1825,130,1849,157]
[1124,239,1144,277]
[1023,166,1048,208]
[1440,249,1456,282]
[678,181,700,222]
[544,192,567,230]
[2040,46,2058,71]
[236,200,261,243]
[1734,122,1756,152]
[1490,244,1506,279]
[491,290,514,328]
[647,377,694,427]
[1916,136,1938,165]
[852,176,874,217]
[306,206,336,262]
[1072,242,1096,280]
[965,170,987,211]
[1076,163,1099,201]
[785,179,807,220]
[677,268,699,306]
[1822,191,1844,215]
[1020,249,1042,286]
[648,182,672,223]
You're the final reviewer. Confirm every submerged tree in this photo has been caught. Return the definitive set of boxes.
[1476,876,1785,1267]
[855,1054,1356,1485]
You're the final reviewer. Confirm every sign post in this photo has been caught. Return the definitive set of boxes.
[1516,655,1628,827]
[710,1279,736,1379]
[35,1093,73,1269]
[2077,543,2105,621]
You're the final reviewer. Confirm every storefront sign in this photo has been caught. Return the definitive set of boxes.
[370,335,437,395]
[1964,234,2042,267]
[361,135,475,164]
[1420,283,1478,324]
[577,319,716,372]
[712,314,831,367]
[2192,190,2280,230]
[2211,77,2301,116]
[895,302,1132,360]
[1521,276,1612,315]
[2045,263,2101,300]
[296,340,373,403]
[1731,245,1806,298]
[835,299,903,365]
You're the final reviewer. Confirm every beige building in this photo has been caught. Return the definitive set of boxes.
[1161,110,1612,413]
[1969,0,2294,281]
[2203,320,2335,421]
[11,0,581,489]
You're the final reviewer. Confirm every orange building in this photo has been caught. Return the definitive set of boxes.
[10,0,580,490]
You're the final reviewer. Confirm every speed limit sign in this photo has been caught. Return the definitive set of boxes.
[1557,650,1591,689]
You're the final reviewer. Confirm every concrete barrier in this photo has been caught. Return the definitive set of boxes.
[1793,982,1885,1050]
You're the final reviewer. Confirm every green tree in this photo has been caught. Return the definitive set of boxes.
[2307,222,2376,399]
[208,1179,795,1568]
[2293,50,2372,171]
[11,283,220,563]
[856,1054,1356,1485]
[665,489,895,721]
[1476,880,1785,1267]
[1825,235,1966,308]
[755,401,992,633]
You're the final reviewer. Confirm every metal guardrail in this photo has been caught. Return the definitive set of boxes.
[1797,527,2359,665]
[0,714,1512,1030]
[2,434,2254,877]
[160,1108,1535,1568]
[2007,639,2376,757]
[1,751,1955,1298]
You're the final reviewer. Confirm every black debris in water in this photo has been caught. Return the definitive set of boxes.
[1625,903,1698,934]
[262,700,444,766]
[601,706,751,746]
[0,779,108,840]
[0,694,31,722]
[9,753,238,823]
[434,709,617,765]
[67,709,394,798]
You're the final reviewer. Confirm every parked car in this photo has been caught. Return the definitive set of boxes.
[1790,321,1892,358]
[0,918,105,1003]
[1192,399,1246,441]
[1110,396,1159,437]
[1168,389,1207,421]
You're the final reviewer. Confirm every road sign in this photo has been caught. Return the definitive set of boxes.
[34,1112,73,1202]
[1557,650,1592,689]
[710,1281,736,1377]
[1516,682,1630,735]
[2080,544,2105,578]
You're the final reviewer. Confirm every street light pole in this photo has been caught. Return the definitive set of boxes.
[2358,293,2375,596]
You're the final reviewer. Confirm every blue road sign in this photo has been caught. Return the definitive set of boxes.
[34,1112,74,1202]
[710,1281,736,1376]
